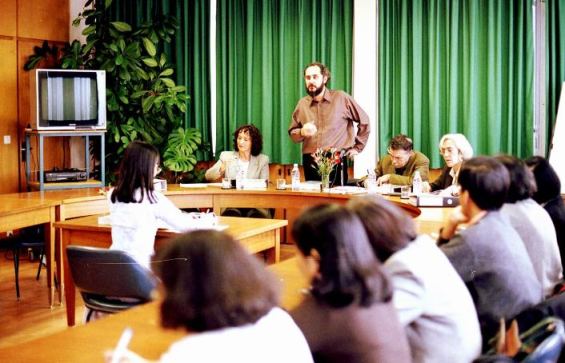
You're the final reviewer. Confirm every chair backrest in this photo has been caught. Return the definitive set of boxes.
[522,317,565,363]
[66,246,157,301]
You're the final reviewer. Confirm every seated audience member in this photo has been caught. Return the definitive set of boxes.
[348,196,481,363]
[291,204,411,363]
[525,156,565,271]
[496,155,562,297]
[109,141,214,268]
[422,133,473,196]
[372,134,430,186]
[205,124,269,182]
[438,156,542,340]
[205,124,270,218]
[107,230,313,363]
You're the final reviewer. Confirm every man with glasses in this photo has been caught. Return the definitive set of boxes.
[373,134,429,186]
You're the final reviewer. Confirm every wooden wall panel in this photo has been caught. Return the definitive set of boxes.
[0,0,16,36]
[18,0,69,41]
[18,39,67,189]
[0,39,19,193]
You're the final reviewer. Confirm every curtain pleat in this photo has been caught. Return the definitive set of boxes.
[547,0,565,154]
[379,0,533,167]
[215,0,353,163]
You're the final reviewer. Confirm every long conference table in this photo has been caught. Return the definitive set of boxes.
[57,215,287,326]
[1,185,450,312]
[0,257,307,361]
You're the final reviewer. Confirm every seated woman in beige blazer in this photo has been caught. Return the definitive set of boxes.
[205,124,271,218]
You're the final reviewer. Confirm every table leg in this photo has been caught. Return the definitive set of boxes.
[265,229,281,264]
[63,229,76,326]
[44,207,56,308]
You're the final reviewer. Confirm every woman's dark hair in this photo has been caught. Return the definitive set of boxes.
[495,155,537,203]
[111,141,159,204]
[348,196,417,262]
[292,204,392,308]
[525,156,562,204]
[233,124,263,156]
[458,156,510,211]
[154,230,279,332]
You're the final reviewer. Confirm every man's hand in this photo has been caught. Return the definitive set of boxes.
[376,174,391,186]
[422,181,431,193]
[440,206,468,240]
[345,149,358,158]
[301,122,317,137]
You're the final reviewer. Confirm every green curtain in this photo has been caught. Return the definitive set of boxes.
[215,0,353,164]
[109,0,212,159]
[547,0,565,156]
[379,0,533,167]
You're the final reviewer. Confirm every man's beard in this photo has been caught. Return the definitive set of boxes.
[306,83,324,97]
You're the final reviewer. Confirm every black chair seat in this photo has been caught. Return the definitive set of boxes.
[81,293,145,314]
[1,226,46,299]
[66,246,157,322]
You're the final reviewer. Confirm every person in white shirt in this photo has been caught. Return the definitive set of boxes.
[109,141,213,268]
[348,196,482,363]
[106,230,313,363]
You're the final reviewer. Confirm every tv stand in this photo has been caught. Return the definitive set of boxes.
[25,129,106,191]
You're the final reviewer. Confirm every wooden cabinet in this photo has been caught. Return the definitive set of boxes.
[0,0,69,193]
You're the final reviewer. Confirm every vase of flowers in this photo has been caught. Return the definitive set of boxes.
[311,148,341,191]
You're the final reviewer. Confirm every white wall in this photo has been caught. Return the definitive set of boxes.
[352,0,378,178]
[549,83,565,194]
[69,0,87,43]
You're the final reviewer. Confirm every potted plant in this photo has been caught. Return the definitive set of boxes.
[24,0,207,183]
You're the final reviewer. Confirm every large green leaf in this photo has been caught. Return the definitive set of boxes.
[142,58,158,67]
[111,22,132,32]
[142,37,156,57]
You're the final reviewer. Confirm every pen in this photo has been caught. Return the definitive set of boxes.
[111,327,133,363]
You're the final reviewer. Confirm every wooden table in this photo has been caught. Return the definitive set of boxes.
[0,196,57,306]
[55,215,287,326]
[0,257,305,362]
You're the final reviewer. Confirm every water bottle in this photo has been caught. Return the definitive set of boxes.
[366,169,377,194]
[235,166,244,190]
[291,163,300,191]
[412,170,423,195]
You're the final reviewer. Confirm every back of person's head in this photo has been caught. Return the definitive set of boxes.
[233,124,263,156]
[347,196,417,262]
[388,134,413,152]
[292,204,392,308]
[495,155,537,203]
[458,156,510,211]
[111,141,159,204]
[525,156,562,204]
[439,133,474,160]
[154,230,279,332]
[304,61,331,83]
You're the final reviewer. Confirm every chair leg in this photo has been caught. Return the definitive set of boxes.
[36,248,44,280]
[86,308,93,323]
[13,248,20,300]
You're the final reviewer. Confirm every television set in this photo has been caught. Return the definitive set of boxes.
[30,69,106,130]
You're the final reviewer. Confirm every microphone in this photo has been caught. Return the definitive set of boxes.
[339,148,349,187]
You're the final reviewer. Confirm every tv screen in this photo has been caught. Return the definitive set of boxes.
[39,72,98,124]
[32,69,106,130]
